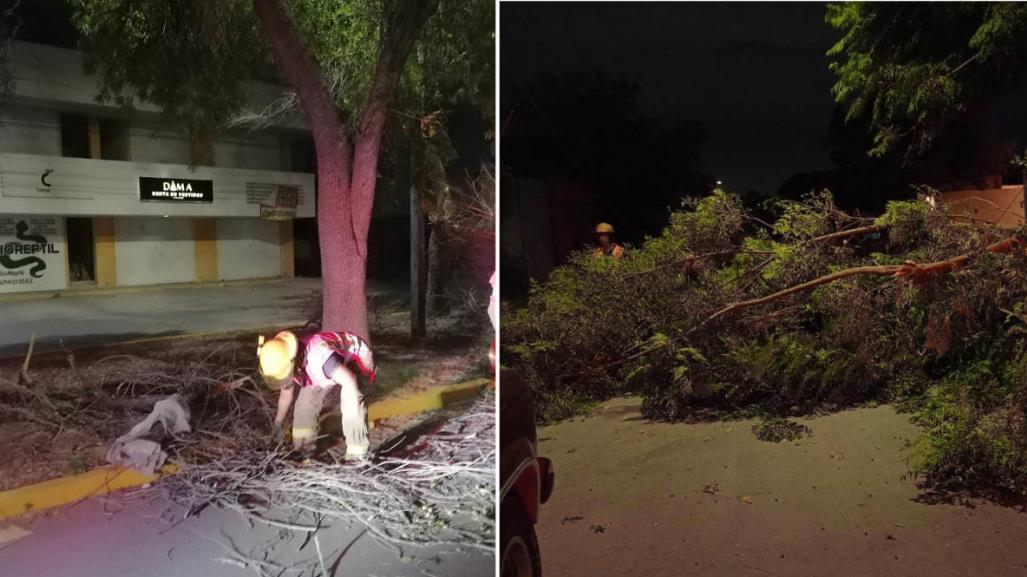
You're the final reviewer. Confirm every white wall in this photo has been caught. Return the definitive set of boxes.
[0,104,60,156]
[214,133,283,171]
[114,217,195,286]
[128,126,192,165]
[0,153,315,218]
[129,124,285,171]
[216,218,281,281]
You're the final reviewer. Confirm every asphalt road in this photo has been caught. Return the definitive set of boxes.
[0,278,327,357]
[535,397,1027,577]
[0,492,493,577]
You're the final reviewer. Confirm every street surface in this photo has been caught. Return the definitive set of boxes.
[0,278,387,357]
[0,491,492,576]
[535,397,1027,577]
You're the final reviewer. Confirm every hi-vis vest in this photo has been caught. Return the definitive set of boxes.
[593,244,624,259]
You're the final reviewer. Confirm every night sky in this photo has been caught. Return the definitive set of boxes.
[500,2,1027,196]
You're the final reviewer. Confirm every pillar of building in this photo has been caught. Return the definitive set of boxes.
[194,218,219,282]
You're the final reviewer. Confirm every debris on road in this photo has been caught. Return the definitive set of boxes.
[106,393,192,475]
[752,417,813,443]
[160,390,495,566]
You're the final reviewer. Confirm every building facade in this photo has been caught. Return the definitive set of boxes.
[0,41,317,294]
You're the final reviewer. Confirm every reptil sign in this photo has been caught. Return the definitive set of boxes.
[0,216,66,293]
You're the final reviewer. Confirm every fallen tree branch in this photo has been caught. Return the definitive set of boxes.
[806,224,883,245]
[705,235,1025,323]
[624,225,885,279]
[707,264,905,322]
[621,249,773,278]
[60,341,109,400]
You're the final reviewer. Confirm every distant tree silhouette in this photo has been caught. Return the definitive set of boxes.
[503,69,711,246]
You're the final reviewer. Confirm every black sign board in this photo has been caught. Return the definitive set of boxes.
[139,177,213,203]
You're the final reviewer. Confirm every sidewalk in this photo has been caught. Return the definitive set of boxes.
[0,278,328,357]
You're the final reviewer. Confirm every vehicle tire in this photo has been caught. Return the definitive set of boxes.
[501,496,542,577]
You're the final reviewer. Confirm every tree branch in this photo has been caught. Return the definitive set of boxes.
[251,0,350,182]
[806,224,883,245]
[621,249,775,278]
[704,234,1025,323]
[350,0,437,256]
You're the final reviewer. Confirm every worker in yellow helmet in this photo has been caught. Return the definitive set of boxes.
[257,329,376,460]
[592,222,624,259]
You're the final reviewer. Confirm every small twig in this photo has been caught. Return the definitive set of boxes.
[18,332,35,386]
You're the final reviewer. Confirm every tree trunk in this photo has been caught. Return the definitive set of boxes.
[317,165,370,337]
[253,0,435,341]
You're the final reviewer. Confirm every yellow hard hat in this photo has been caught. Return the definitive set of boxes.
[257,331,298,389]
[595,222,615,234]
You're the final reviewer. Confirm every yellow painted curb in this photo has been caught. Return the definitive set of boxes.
[0,378,492,521]
[0,464,178,521]
[333,377,492,428]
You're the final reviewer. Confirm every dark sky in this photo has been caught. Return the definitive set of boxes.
[500,2,841,194]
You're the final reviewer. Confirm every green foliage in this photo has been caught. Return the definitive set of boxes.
[535,388,600,425]
[773,190,835,240]
[71,0,264,137]
[909,356,1027,494]
[827,3,1027,160]
[875,199,932,248]
[70,0,493,154]
[505,187,1027,498]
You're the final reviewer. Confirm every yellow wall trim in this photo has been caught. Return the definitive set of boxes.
[280,220,295,278]
[194,218,218,282]
[87,117,101,160]
[93,217,117,287]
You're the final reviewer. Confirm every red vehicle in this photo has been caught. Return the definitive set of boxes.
[500,368,554,577]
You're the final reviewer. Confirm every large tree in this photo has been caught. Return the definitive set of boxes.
[70,0,492,339]
[827,3,1027,185]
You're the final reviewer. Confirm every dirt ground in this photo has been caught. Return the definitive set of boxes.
[0,309,489,491]
[535,397,1027,577]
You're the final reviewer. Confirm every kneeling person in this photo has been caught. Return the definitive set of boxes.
[257,330,377,459]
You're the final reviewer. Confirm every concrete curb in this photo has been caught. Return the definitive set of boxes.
[0,277,295,303]
[0,322,308,362]
[87,322,304,351]
[0,377,492,521]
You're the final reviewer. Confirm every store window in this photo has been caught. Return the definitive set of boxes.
[66,217,96,283]
[59,113,90,159]
[99,118,130,160]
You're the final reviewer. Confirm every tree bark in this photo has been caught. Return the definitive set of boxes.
[253,0,435,340]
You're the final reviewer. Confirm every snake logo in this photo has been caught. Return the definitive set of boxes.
[0,221,50,278]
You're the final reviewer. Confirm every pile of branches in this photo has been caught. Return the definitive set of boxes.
[159,390,495,571]
[505,189,1027,495]
[0,344,273,461]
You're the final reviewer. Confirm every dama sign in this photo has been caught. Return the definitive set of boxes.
[139,177,214,203]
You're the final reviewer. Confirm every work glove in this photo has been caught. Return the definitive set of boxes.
[269,423,285,447]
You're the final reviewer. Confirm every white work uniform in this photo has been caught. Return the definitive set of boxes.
[291,332,375,457]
